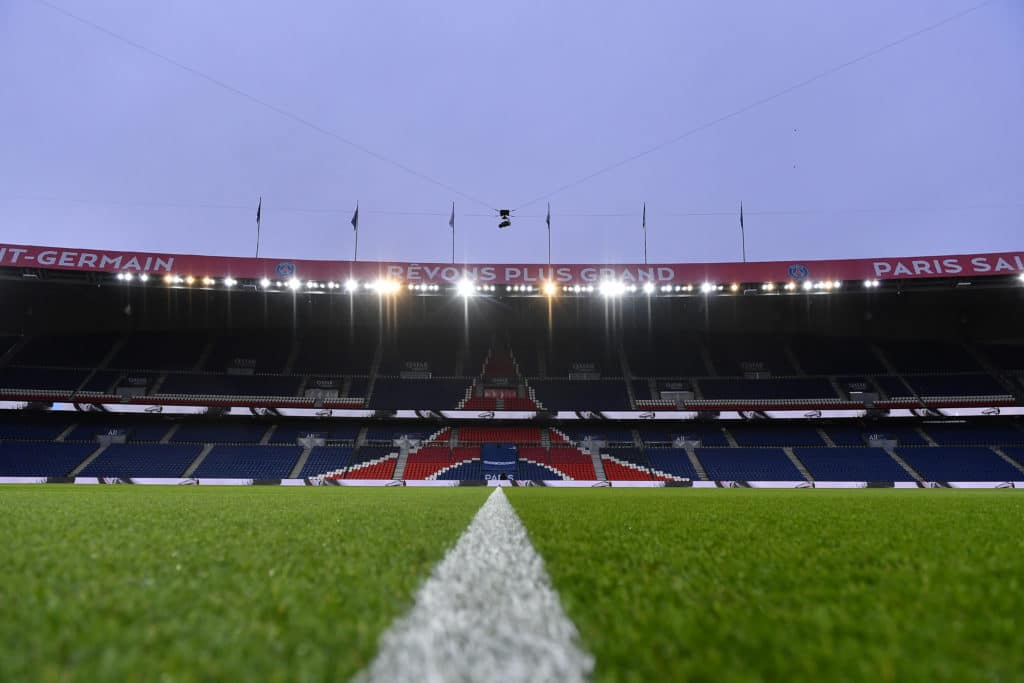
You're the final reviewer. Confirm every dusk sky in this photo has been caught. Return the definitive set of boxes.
[2,0,1021,265]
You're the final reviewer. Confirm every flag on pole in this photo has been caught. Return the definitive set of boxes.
[351,202,359,231]
[642,202,646,231]
[740,201,744,231]
[449,202,455,231]
[255,196,263,258]
[546,203,551,231]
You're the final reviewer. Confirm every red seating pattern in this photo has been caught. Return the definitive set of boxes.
[601,456,653,481]
[519,446,597,479]
[463,397,497,410]
[459,426,542,443]
[342,457,396,479]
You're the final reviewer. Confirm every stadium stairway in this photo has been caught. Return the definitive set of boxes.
[683,444,709,480]
[288,446,313,478]
[882,447,926,484]
[990,446,1024,477]
[67,443,109,477]
[782,447,814,483]
[590,448,607,481]
[183,444,214,477]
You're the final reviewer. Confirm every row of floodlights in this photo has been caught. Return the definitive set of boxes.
[114,272,887,295]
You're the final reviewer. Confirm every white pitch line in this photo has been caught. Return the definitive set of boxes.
[354,487,594,683]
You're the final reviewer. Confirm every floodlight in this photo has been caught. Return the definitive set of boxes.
[456,279,476,297]
[345,279,358,292]
[185,275,196,285]
[138,274,149,282]
[260,278,271,288]
[163,274,174,285]
[543,281,558,296]
[223,277,237,287]
[288,278,301,290]
[643,282,655,294]
[700,282,714,294]
[802,281,813,291]
[599,280,626,297]
[729,283,739,292]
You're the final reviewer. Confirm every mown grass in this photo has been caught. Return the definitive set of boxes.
[0,485,489,682]
[508,489,1024,683]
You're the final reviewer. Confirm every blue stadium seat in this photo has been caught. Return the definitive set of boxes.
[906,374,1009,398]
[646,449,701,479]
[369,379,468,410]
[0,367,89,391]
[299,446,355,477]
[269,423,361,444]
[795,447,913,481]
[79,444,201,477]
[0,442,95,476]
[728,425,825,447]
[170,422,269,443]
[66,422,171,443]
[698,378,838,400]
[0,419,74,441]
[639,425,729,447]
[516,460,566,480]
[435,460,483,479]
[923,424,1024,446]
[192,445,301,479]
[897,447,1020,481]
[696,448,803,480]
[529,380,631,411]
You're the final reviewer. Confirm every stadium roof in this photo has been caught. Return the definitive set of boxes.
[2,242,1022,288]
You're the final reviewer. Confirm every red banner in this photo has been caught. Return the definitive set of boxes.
[1,242,1021,285]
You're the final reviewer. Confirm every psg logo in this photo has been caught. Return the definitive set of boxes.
[275,262,297,278]
[787,264,810,281]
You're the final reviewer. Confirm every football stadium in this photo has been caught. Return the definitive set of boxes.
[3,0,1023,681]
[2,244,1024,681]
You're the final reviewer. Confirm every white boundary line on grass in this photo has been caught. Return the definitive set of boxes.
[354,487,594,683]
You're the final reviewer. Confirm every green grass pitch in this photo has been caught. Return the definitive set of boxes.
[508,488,1024,683]
[2,486,1024,682]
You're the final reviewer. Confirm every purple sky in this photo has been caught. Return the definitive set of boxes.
[1,0,1021,265]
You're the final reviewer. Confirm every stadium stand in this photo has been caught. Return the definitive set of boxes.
[460,426,541,444]
[646,449,701,480]
[794,447,913,482]
[698,377,838,401]
[529,379,631,410]
[170,421,268,444]
[696,448,804,481]
[191,445,301,479]
[369,378,468,410]
[639,425,729,447]
[0,442,97,477]
[896,447,1021,482]
[601,449,653,481]
[728,425,826,447]
[298,446,355,478]
[79,444,202,478]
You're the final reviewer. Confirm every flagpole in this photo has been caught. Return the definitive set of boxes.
[450,202,456,264]
[546,203,551,266]
[642,202,647,265]
[740,201,746,263]
[352,201,359,262]
[255,196,262,258]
